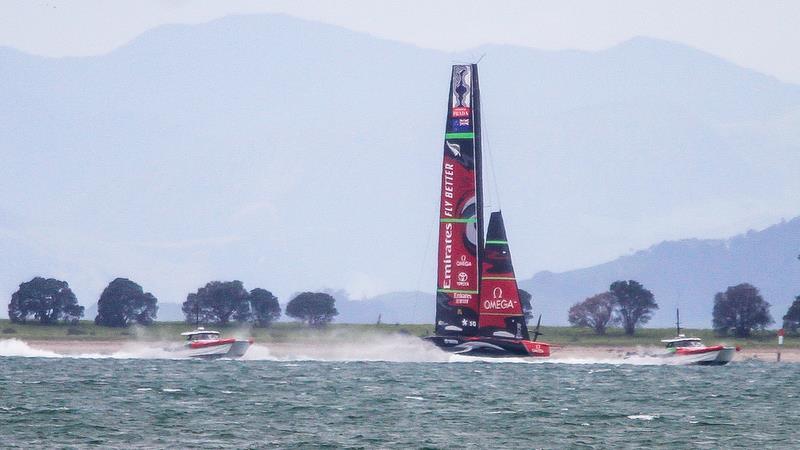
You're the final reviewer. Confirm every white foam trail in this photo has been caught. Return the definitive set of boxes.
[0,337,700,365]
[541,357,669,366]
[0,333,449,362]
[240,344,275,360]
[108,342,183,360]
[627,414,659,421]
[448,354,533,364]
[242,332,450,362]
[0,339,183,360]
[447,346,693,366]
[242,336,678,365]
[0,339,62,358]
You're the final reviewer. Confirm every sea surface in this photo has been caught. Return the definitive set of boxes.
[1,339,798,449]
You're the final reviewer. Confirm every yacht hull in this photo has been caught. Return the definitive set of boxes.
[424,335,550,358]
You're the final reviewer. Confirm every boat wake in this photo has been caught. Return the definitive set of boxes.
[0,338,715,365]
[0,338,185,360]
[241,332,451,362]
[0,339,63,358]
[447,346,703,366]
[0,334,451,362]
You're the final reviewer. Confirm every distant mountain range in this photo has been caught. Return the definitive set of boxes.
[520,216,800,328]
[86,217,799,326]
[325,217,799,327]
[159,217,800,328]
[167,217,800,326]
[328,291,435,326]
[2,14,798,324]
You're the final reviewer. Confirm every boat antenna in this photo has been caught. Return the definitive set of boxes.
[532,314,544,341]
[676,308,681,336]
[195,301,200,328]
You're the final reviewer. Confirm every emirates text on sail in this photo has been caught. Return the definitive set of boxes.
[441,162,456,289]
[441,223,453,289]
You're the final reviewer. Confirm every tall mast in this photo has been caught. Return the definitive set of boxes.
[472,63,485,268]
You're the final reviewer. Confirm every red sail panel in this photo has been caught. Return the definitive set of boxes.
[435,64,481,336]
[478,211,530,340]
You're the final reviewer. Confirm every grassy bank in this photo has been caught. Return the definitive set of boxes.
[0,319,793,349]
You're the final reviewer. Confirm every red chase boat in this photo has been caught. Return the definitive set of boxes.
[167,327,253,359]
[423,64,550,358]
[661,336,737,365]
[660,309,738,365]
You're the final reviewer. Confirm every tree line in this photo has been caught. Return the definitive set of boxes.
[6,277,338,328]
[7,275,798,336]
[568,279,800,338]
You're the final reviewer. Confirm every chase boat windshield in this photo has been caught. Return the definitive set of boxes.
[661,336,704,348]
[181,328,220,341]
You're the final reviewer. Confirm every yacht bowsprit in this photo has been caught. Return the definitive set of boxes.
[424,64,550,358]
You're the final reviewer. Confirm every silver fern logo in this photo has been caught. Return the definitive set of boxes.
[446,141,461,157]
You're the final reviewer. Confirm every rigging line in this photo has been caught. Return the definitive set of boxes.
[453,53,486,66]
[411,198,439,324]
[480,73,503,212]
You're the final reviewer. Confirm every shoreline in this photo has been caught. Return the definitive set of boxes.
[9,338,796,362]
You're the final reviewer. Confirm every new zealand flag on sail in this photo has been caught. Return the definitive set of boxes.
[450,118,471,132]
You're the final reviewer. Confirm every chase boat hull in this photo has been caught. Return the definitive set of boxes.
[660,345,737,366]
[670,346,737,366]
[168,338,252,359]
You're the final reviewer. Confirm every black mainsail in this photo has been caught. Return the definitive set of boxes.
[434,64,483,337]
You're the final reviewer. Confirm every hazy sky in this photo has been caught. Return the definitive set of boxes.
[0,0,800,320]
[2,0,800,83]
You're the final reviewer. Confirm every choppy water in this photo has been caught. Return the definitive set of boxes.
[1,338,798,449]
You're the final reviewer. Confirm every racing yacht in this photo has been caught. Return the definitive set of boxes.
[424,63,550,358]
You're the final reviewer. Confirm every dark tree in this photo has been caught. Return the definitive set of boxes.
[792,255,800,333]
[610,280,658,336]
[712,283,773,337]
[249,288,281,327]
[182,281,251,325]
[785,296,800,334]
[286,292,338,327]
[519,289,534,324]
[94,278,158,327]
[8,277,84,324]
[568,292,618,335]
